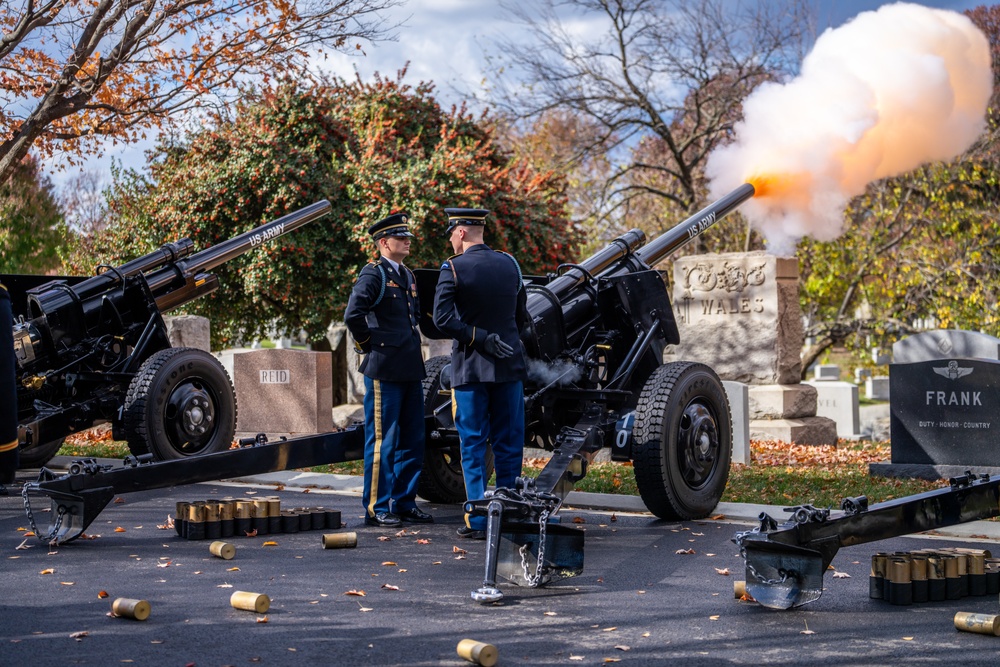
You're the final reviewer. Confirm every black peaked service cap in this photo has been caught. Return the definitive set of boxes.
[369,212,415,240]
[444,208,489,234]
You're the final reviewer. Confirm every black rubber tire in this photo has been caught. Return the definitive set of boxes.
[123,347,237,461]
[17,438,65,469]
[632,361,732,520]
[417,354,494,503]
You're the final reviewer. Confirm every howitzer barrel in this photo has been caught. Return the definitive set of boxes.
[634,183,755,268]
[144,200,332,295]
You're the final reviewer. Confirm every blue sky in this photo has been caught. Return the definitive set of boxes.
[47,0,988,188]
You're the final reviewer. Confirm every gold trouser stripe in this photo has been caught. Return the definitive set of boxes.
[367,380,383,517]
[0,439,17,453]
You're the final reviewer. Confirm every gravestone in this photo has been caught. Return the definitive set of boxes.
[804,380,860,439]
[722,381,750,465]
[813,364,841,381]
[865,376,890,401]
[672,252,836,445]
[164,315,211,352]
[232,349,333,435]
[871,329,1000,479]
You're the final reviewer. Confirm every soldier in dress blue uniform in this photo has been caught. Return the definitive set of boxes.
[344,213,433,527]
[0,282,19,487]
[432,208,527,539]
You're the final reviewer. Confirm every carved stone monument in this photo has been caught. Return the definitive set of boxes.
[232,349,333,435]
[871,330,1000,479]
[163,314,211,352]
[672,252,836,445]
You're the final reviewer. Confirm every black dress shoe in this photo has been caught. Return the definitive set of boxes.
[364,512,402,527]
[456,526,486,540]
[397,507,434,523]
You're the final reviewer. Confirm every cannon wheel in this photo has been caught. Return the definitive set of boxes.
[417,354,494,504]
[17,438,65,469]
[123,347,237,461]
[632,361,732,520]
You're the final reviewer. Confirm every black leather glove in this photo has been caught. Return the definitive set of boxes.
[483,332,514,359]
[354,338,372,354]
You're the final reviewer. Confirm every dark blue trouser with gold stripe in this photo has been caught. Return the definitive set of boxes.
[0,286,19,482]
[454,380,525,531]
[362,376,425,518]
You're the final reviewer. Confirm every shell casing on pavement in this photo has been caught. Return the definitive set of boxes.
[910,555,929,603]
[112,598,150,621]
[231,591,270,613]
[209,541,236,560]
[870,553,887,599]
[457,639,498,667]
[322,532,357,549]
[888,558,912,606]
[954,612,1000,636]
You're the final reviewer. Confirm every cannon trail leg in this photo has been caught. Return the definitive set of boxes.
[472,499,505,603]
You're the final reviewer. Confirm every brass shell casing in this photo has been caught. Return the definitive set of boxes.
[457,639,498,667]
[231,591,270,613]
[267,498,281,516]
[203,502,221,522]
[186,503,205,522]
[322,532,358,549]
[219,501,234,521]
[252,499,270,517]
[210,541,236,560]
[235,501,253,519]
[112,598,150,621]
[954,612,1000,636]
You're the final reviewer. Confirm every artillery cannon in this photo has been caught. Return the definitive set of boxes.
[415,183,756,601]
[4,201,331,468]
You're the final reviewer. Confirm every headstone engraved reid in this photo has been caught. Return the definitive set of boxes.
[672,252,836,445]
[232,349,333,435]
[871,330,1000,478]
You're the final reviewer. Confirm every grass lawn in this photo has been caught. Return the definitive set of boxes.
[58,430,942,509]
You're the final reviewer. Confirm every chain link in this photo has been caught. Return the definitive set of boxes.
[21,483,65,545]
[518,508,550,587]
[738,545,791,587]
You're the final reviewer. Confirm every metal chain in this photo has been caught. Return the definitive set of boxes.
[518,508,550,588]
[738,546,790,587]
[21,483,65,545]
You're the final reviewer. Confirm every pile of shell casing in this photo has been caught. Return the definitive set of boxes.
[174,497,342,540]
[870,548,999,605]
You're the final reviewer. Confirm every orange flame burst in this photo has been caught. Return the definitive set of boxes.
[746,172,814,200]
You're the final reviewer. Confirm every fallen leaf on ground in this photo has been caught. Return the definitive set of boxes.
[345,590,366,597]
[709,615,720,621]
[217,584,233,588]
[602,627,617,632]
[60,582,74,586]
[675,549,695,555]
[156,561,171,568]
[902,637,914,641]
[544,612,557,616]
[452,546,467,555]
[416,539,431,544]
[832,571,851,579]
[114,527,126,533]
[245,529,258,537]
[256,616,269,624]
[569,656,584,661]
[378,536,391,542]
[226,567,240,572]
[97,591,109,599]
[381,561,397,566]
[572,517,586,524]
[603,659,621,663]
[156,516,175,530]
[610,514,617,522]
[40,568,54,575]
[715,568,730,576]
[262,541,278,547]
[641,632,650,638]
[70,631,88,640]
[709,514,726,520]
[615,645,631,651]
[114,498,125,504]
[381,584,400,591]
[16,540,31,550]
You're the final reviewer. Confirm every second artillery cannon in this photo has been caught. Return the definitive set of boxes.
[415,183,756,601]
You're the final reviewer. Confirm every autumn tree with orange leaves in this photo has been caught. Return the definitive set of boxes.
[0,0,400,183]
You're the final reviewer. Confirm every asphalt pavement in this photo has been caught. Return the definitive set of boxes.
[2,461,999,666]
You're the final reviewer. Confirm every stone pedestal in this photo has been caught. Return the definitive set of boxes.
[747,384,837,445]
[804,380,861,439]
[164,315,211,352]
[232,349,333,435]
[723,381,750,465]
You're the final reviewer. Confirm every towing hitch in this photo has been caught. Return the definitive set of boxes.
[734,471,1000,609]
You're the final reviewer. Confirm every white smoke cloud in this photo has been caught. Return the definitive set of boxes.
[705,2,992,255]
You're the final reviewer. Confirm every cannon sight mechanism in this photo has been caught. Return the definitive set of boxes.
[6,201,331,468]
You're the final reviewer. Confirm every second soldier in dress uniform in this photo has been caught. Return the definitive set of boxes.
[432,208,527,539]
[0,281,19,489]
[344,213,434,527]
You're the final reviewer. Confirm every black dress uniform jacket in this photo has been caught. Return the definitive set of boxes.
[433,244,528,387]
[344,260,426,382]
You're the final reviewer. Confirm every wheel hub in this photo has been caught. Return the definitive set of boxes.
[166,380,217,453]
[678,402,719,488]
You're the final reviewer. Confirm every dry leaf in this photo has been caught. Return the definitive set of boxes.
[39,568,54,575]
[709,514,726,520]
[641,632,650,638]
[544,612,557,616]
[398,569,407,573]
[302,489,310,493]
[344,590,366,597]
[603,660,621,663]
[217,584,233,588]
[705,553,716,557]
[692,532,704,536]
[452,546,467,555]
[114,527,126,533]
[226,567,240,572]
[572,517,586,524]
[244,529,258,537]
[569,657,584,661]
[60,582,74,586]
[602,627,617,632]
[70,631,88,640]
[256,616,269,624]
[156,516,175,530]
[675,549,695,555]
[432,561,442,565]
[114,498,125,504]
[381,561,397,566]
[615,645,631,651]
[715,568,730,576]
[377,536,391,542]
[902,637,914,641]
[97,591,109,599]
[381,584,400,591]
[262,541,278,547]
[801,622,815,635]
[23,532,35,537]
[15,540,31,550]
[416,539,430,545]
[454,555,466,560]
[156,561,171,568]
[193,571,202,575]
[359,607,373,612]
[610,514,617,522]
[150,640,163,644]
[709,615,720,621]
[832,571,851,579]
